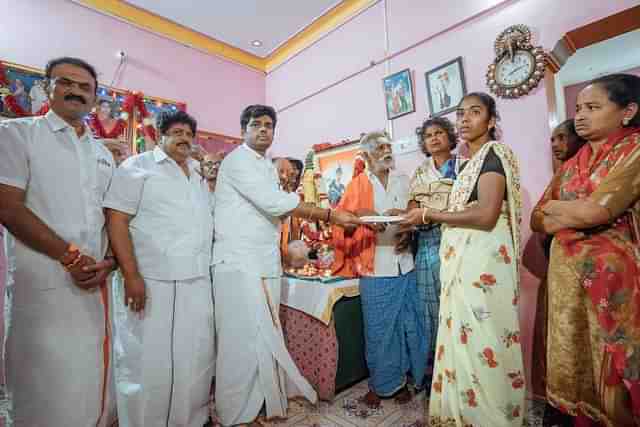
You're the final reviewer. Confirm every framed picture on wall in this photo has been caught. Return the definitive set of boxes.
[314,139,361,208]
[0,61,47,118]
[1,60,131,143]
[425,56,467,117]
[382,68,415,120]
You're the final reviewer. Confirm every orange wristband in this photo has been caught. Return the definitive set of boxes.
[60,243,81,267]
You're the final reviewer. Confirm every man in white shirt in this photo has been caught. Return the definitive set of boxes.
[333,131,427,409]
[0,57,117,427]
[213,105,360,426]
[104,110,215,427]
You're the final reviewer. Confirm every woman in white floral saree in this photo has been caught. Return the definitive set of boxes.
[401,92,526,426]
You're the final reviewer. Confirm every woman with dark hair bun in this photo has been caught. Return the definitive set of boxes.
[407,116,464,388]
[401,92,525,426]
[531,73,640,427]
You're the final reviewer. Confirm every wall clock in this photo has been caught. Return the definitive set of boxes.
[486,25,546,99]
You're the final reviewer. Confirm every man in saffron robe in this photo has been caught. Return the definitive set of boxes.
[332,131,427,408]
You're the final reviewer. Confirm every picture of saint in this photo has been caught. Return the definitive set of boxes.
[328,165,346,207]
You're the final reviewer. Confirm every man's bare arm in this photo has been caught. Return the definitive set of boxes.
[0,184,68,260]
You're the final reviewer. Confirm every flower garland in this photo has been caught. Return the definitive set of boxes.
[134,94,157,142]
[3,95,49,117]
[0,61,49,117]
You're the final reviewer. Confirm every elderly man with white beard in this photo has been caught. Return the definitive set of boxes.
[332,131,427,409]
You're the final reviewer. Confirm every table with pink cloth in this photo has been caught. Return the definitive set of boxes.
[279,277,361,401]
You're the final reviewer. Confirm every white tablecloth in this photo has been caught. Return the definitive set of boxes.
[280,277,359,325]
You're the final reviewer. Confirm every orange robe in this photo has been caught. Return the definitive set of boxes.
[331,173,376,278]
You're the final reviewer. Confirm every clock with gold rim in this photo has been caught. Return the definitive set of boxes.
[486,25,546,99]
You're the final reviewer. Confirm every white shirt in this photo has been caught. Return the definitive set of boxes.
[367,171,414,277]
[0,110,114,260]
[104,147,213,281]
[212,144,300,277]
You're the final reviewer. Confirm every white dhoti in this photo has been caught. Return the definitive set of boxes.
[6,244,116,427]
[112,274,215,427]
[214,266,317,426]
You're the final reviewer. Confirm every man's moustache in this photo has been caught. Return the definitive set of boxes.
[64,94,86,104]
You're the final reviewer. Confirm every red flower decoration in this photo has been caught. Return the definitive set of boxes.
[480,274,496,285]
[508,371,524,389]
[481,347,499,368]
[466,389,478,407]
[433,374,443,393]
[498,245,512,264]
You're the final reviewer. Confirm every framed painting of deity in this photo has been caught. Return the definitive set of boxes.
[382,68,416,120]
[425,56,467,117]
[0,61,47,118]
[88,86,132,142]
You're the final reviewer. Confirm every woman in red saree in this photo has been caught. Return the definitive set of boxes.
[531,73,640,427]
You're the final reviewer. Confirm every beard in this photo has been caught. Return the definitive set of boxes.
[371,156,395,172]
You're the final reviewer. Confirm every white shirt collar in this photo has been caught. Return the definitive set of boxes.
[241,143,265,159]
[366,169,396,186]
[45,110,92,137]
[153,146,168,163]
[153,146,199,173]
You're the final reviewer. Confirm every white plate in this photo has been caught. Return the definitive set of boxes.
[360,215,403,223]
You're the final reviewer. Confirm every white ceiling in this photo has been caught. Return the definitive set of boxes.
[123,0,344,57]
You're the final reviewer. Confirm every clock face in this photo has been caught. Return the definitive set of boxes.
[495,50,535,88]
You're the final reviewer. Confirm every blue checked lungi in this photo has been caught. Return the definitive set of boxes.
[359,270,427,395]
[415,226,442,379]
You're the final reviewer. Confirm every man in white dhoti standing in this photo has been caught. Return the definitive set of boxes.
[0,57,118,427]
[213,105,361,426]
[104,110,215,427]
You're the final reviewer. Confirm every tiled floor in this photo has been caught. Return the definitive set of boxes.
[208,380,546,427]
[0,382,545,426]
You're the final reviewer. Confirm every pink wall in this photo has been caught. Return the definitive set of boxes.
[564,65,640,118]
[266,0,638,394]
[0,0,265,137]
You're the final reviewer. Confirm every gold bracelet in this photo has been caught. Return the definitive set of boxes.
[422,208,428,224]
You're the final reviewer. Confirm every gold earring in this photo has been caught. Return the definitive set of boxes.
[622,117,630,126]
